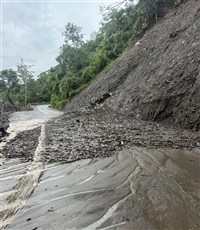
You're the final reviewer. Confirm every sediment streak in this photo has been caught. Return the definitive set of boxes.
[84,150,142,230]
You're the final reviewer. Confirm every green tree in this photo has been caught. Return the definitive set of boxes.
[0,69,19,99]
[63,22,84,47]
[17,58,34,106]
[35,72,51,103]
[56,45,87,73]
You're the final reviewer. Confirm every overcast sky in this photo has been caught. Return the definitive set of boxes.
[1,0,124,76]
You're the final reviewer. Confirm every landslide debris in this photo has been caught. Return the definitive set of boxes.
[44,107,199,164]
[66,0,200,131]
[0,127,41,161]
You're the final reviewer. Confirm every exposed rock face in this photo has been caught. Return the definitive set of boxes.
[66,0,200,131]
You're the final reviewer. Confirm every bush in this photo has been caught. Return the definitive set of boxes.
[51,94,60,108]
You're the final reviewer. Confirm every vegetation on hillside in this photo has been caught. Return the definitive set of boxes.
[0,0,184,108]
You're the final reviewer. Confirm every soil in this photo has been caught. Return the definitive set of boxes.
[66,0,200,131]
[3,143,200,230]
[42,106,200,164]
[0,127,41,161]
[1,105,199,164]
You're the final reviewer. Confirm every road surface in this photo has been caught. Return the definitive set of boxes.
[0,106,200,230]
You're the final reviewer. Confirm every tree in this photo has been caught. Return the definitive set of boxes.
[17,58,34,106]
[62,22,84,47]
[56,44,88,73]
[34,72,51,103]
[0,69,19,98]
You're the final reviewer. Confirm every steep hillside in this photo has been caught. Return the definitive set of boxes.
[66,0,200,131]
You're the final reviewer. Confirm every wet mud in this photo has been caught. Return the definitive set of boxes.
[5,148,200,230]
[0,125,46,229]
[0,106,63,229]
[0,106,200,230]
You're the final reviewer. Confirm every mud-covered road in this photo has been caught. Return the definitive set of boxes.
[0,105,63,229]
[4,148,200,230]
[0,106,200,229]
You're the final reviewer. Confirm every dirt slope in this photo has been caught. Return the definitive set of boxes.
[66,0,200,131]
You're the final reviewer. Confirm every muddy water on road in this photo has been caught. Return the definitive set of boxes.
[0,106,63,229]
[2,105,62,144]
[0,106,200,229]
[0,105,62,152]
[6,148,200,230]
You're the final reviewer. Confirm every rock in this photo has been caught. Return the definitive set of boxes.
[42,107,199,164]
[0,126,41,161]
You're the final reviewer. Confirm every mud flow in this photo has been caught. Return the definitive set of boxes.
[0,106,63,229]
[0,106,200,230]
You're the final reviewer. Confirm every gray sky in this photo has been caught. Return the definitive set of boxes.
[1,0,123,76]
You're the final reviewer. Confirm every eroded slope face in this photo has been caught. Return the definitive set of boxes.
[67,0,200,130]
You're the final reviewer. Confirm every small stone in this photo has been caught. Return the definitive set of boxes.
[48,207,54,212]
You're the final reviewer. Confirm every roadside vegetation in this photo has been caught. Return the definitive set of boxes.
[0,0,184,108]
[0,60,50,107]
